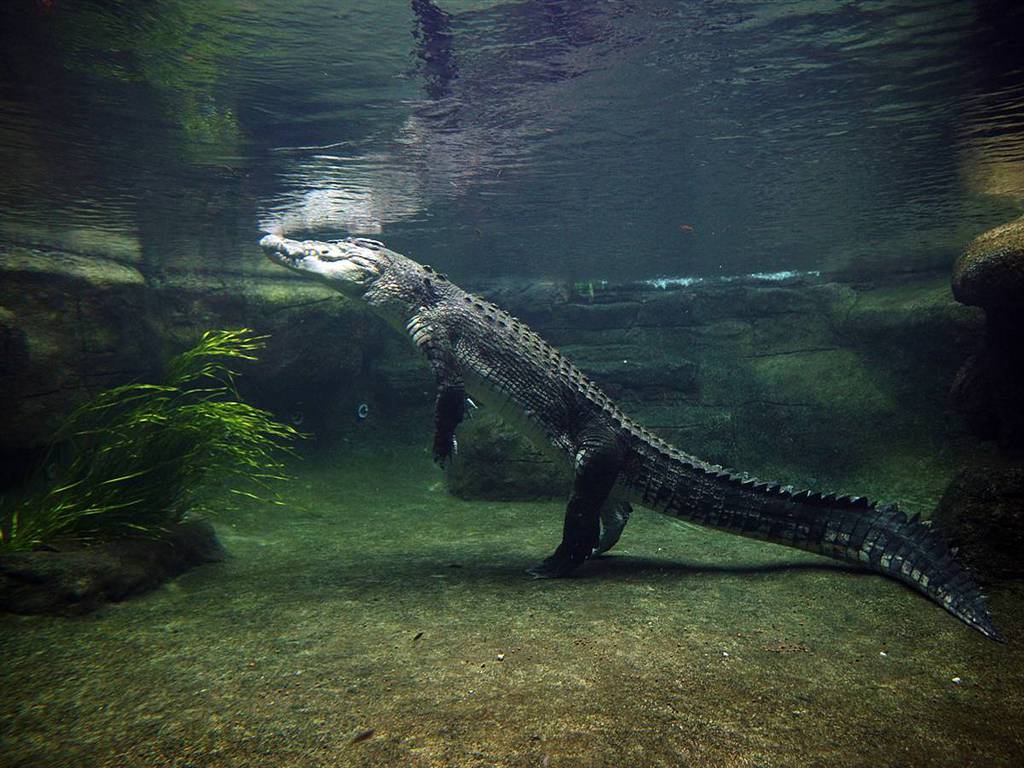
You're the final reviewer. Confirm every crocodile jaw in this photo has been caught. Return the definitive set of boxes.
[259,234,382,297]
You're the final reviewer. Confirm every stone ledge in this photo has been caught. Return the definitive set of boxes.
[0,520,225,615]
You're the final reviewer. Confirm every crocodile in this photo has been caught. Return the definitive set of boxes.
[260,233,1003,642]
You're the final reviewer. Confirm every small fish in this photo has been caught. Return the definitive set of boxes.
[679,223,695,233]
[350,728,375,744]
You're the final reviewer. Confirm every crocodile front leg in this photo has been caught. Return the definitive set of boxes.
[431,379,465,466]
[408,316,466,466]
[529,432,623,578]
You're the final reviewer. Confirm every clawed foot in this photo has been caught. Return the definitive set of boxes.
[593,501,631,556]
[527,548,588,579]
[591,531,618,557]
[432,435,458,467]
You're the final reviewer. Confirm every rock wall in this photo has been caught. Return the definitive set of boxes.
[451,273,994,508]
[1,235,996,508]
[0,239,432,484]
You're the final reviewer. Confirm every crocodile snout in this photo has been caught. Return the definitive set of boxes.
[259,233,283,251]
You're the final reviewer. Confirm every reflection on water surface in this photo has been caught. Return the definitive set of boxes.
[1,1,1022,280]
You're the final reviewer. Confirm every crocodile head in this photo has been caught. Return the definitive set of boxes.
[259,234,388,298]
[260,234,446,330]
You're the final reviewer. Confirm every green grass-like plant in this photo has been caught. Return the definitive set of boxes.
[0,329,300,551]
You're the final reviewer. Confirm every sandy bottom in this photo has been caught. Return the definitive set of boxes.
[2,440,1023,768]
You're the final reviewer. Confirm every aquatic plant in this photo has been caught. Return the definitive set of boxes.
[0,329,299,551]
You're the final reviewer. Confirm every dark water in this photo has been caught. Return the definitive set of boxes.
[2,0,1023,281]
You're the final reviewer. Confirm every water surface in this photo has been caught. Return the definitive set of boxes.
[2,0,1022,280]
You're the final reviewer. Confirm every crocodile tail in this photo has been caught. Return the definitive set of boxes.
[656,472,1004,641]
[808,500,1003,642]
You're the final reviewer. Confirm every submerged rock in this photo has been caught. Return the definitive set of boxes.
[951,216,1024,450]
[0,520,225,615]
[932,467,1024,581]
[953,216,1024,309]
[446,412,569,500]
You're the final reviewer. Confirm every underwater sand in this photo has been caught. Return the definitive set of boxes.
[2,436,1023,768]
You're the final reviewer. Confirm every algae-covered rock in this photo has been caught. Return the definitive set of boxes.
[0,238,427,459]
[450,272,986,501]
[932,467,1024,581]
[560,344,699,401]
[445,412,569,500]
[950,216,1024,450]
[953,216,1024,309]
[0,245,157,453]
[0,520,225,615]
[0,305,24,369]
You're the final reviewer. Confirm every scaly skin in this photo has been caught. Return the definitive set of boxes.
[260,234,1003,642]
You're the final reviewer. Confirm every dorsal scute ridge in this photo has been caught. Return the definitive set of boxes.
[677,458,887,513]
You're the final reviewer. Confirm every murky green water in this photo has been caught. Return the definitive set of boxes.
[2,2,1023,766]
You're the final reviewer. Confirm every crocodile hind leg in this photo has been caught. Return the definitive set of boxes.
[528,438,622,578]
[593,499,632,556]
